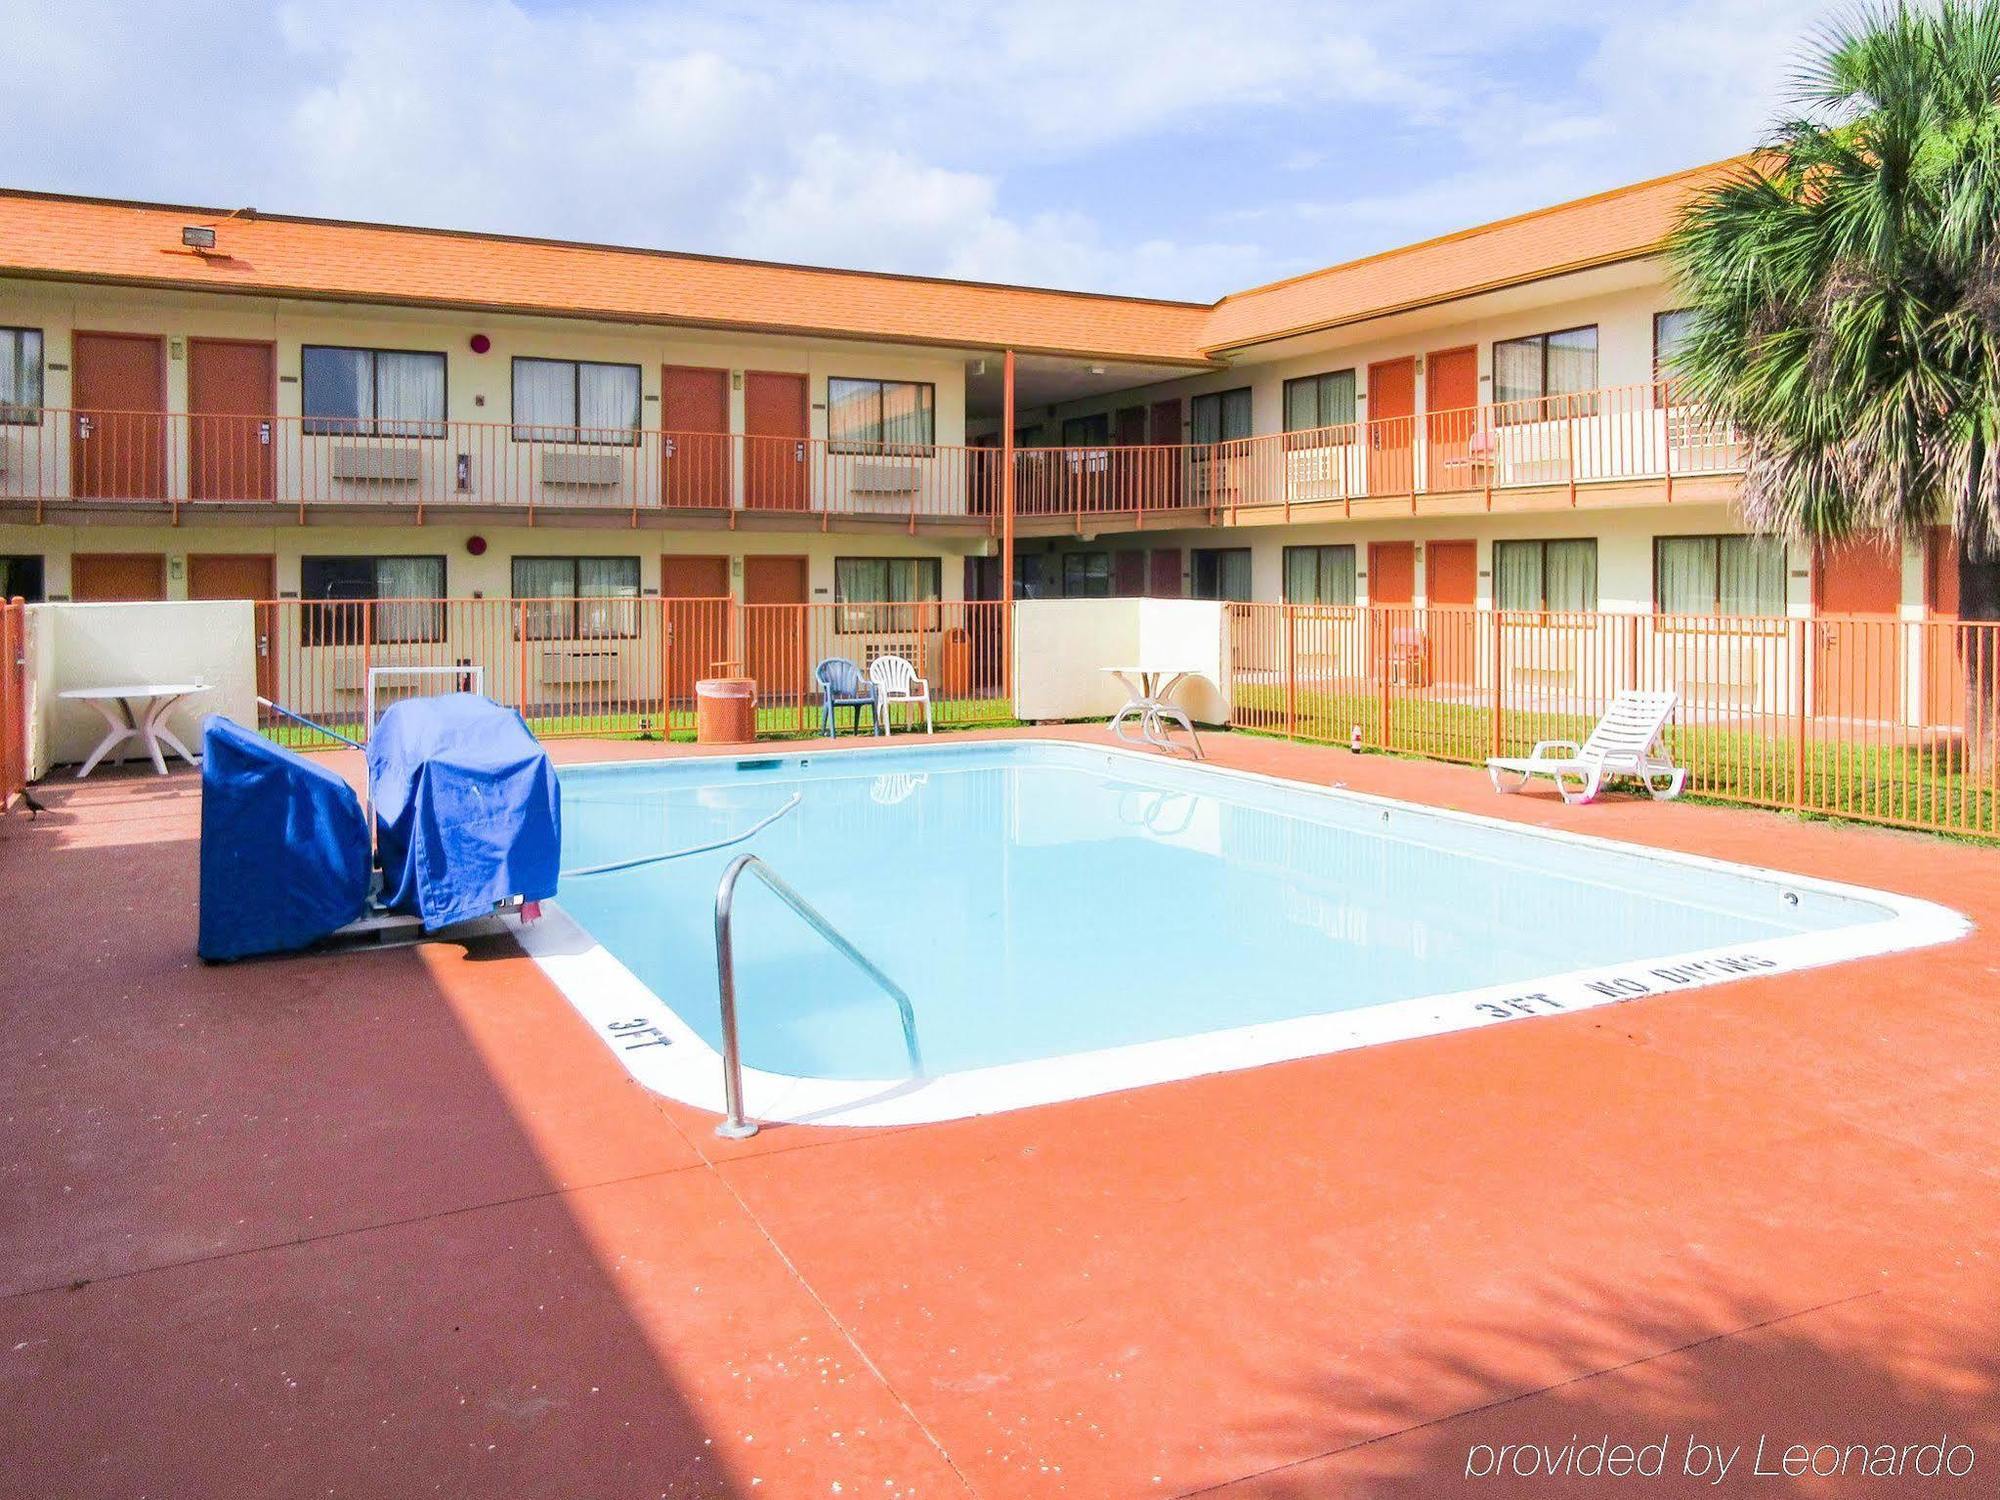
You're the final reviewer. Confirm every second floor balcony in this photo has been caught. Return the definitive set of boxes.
[0,380,1744,533]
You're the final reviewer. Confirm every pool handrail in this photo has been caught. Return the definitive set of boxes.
[712,852,922,1138]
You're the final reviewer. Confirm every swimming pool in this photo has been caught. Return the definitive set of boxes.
[523,740,1967,1126]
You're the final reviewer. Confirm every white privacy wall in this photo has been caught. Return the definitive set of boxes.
[1013,599,1229,725]
[29,601,258,773]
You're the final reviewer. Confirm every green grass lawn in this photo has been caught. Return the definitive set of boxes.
[263,696,1018,751]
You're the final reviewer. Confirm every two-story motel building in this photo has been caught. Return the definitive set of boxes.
[0,160,1968,703]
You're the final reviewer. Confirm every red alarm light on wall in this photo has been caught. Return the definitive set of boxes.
[469,333,491,354]
[466,535,488,556]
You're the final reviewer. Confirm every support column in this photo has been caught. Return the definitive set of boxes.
[1002,349,1016,710]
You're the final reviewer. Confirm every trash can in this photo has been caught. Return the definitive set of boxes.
[940,626,971,699]
[695,676,757,745]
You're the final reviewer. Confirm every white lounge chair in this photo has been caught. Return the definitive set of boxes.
[1487,689,1687,804]
[868,654,933,735]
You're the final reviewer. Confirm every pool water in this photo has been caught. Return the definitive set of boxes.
[550,742,1944,1091]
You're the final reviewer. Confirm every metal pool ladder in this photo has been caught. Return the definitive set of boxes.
[712,853,922,1139]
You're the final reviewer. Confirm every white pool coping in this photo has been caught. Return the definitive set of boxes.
[519,737,1972,1129]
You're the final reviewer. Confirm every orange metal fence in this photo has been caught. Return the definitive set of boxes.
[0,598,25,812]
[0,381,1741,525]
[1227,603,2000,839]
[259,597,1011,747]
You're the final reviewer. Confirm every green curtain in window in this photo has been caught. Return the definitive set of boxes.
[1494,541,1543,611]
[1657,537,1718,615]
[1283,547,1317,603]
[1719,537,1786,616]
[1545,539,1598,611]
[1220,550,1253,600]
[1284,380,1320,434]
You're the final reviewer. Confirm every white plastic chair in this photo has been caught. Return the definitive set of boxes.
[1486,689,1686,804]
[868,654,933,735]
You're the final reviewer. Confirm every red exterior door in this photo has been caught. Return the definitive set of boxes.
[743,554,809,702]
[1814,540,1903,721]
[1369,541,1416,606]
[70,553,166,601]
[1366,357,1415,495]
[662,365,730,508]
[660,553,731,704]
[743,372,807,511]
[187,553,277,697]
[1150,398,1182,508]
[71,332,166,501]
[1424,346,1479,492]
[1148,548,1182,598]
[188,339,276,502]
[1112,551,1146,597]
[1426,539,1478,687]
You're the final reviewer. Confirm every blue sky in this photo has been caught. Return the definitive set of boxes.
[7,0,1832,299]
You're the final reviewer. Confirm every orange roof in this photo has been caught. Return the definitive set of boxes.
[0,162,1744,362]
[0,192,1214,364]
[1200,159,1744,350]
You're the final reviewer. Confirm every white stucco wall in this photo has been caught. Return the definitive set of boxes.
[1013,599,1228,725]
[30,600,257,769]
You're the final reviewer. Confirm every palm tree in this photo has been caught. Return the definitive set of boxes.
[1669,0,2000,756]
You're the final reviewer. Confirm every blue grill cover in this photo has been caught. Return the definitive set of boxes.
[198,716,371,961]
[368,694,560,930]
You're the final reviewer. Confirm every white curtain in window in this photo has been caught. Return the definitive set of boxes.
[514,557,573,641]
[879,383,932,452]
[375,556,444,643]
[1545,539,1598,611]
[0,329,42,416]
[1494,541,1543,611]
[1719,537,1786,616]
[513,359,573,442]
[579,364,641,442]
[1657,537,1718,615]
[377,351,445,436]
[578,557,639,638]
[1655,309,1697,383]
[1492,339,1543,409]
[1544,328,1599,398]
[828,379,878,451]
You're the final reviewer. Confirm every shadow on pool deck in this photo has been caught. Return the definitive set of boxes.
[4,730,2000,1497]
[0,769,957,1498]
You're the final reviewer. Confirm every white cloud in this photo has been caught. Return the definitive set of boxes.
[3,0,1844,298]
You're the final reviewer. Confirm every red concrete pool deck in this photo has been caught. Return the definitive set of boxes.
[3,727,1998,1498]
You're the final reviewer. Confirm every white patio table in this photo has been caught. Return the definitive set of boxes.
[60,683,210,778]
[1103,666,1207,759]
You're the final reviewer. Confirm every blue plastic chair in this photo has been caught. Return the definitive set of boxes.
[815,657,881,737]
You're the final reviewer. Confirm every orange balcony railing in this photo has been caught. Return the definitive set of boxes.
[0,411,1009,530]
[0,380,1743,527]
